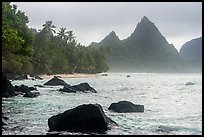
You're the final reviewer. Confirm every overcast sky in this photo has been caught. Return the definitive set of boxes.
[12,2,202,51]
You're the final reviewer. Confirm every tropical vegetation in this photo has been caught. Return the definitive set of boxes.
[2,2,109,76]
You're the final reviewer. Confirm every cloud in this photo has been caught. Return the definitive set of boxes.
[13,2,202,50]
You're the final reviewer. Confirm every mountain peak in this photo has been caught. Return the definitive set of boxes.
[141,16,151,22]
[129,16,164,42]
[102,30,120,42]
[108,31,117,37]
[109,30,116,35]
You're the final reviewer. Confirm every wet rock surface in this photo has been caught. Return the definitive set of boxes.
[59,83,97,93]
[44,76,70,86]
[48,103,117,134]
[108,101,144,113]
[2,74,15,97]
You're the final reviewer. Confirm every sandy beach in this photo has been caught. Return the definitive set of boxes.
[38,73,100,79]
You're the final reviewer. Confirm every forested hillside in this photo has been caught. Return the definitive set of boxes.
[2,2,109,76]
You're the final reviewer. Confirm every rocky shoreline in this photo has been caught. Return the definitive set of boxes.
[2,74,144,134]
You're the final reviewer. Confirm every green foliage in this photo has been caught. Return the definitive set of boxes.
[2,53,34,75]
[2,2,33,57]
[21,56,34,74]
[2,2,109,75]
[2,2,34,75]
[32,24,109,74]
[2,53,22,75]
[2,28,24,54]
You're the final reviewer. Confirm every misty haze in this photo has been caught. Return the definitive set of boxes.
[2,2,202,135]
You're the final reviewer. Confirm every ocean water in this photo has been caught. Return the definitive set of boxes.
[2,73,202,135]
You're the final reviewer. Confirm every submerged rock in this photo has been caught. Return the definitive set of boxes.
[2,74,15,97]
[101,73,108,76]
[23,91,40,98]
[108,101,144,113]
[44,76,70,86]
[185,82,195,85]
[155,125,179,133]
[34,84,44,88]
[48,104,117,134]
[59,83,97,93]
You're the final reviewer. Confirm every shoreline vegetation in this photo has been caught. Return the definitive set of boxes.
[2,2,109,76]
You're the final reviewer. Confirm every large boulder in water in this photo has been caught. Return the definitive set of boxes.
[59,83,97,93]
[71,83,97,93]
[48,104,117,134]
[44,76,70,86]
[2,74,15,97]
[15,84,30,93]
[14,84,38,97]
[108,101,144,113]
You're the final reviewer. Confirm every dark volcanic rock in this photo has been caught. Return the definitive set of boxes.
[15,85,30,93]
[108,101,144,113]
[71,83,97,93]
[23,91,40,98]
[59,83,97,93]
[34,84,44,88]
[48,104,117,133]
[101,73,108,76]
[15,85,38,97]
[59,85,77,93]
[185,82,195,85]
[32,78,36,81]
[29,87,37,91]
[2,74,15,97]
[44,76,70,86]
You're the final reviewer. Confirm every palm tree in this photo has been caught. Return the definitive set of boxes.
[42,20,56,35]
[56,27,69,48]
[67,31,76,43]
[57,27,68,40]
